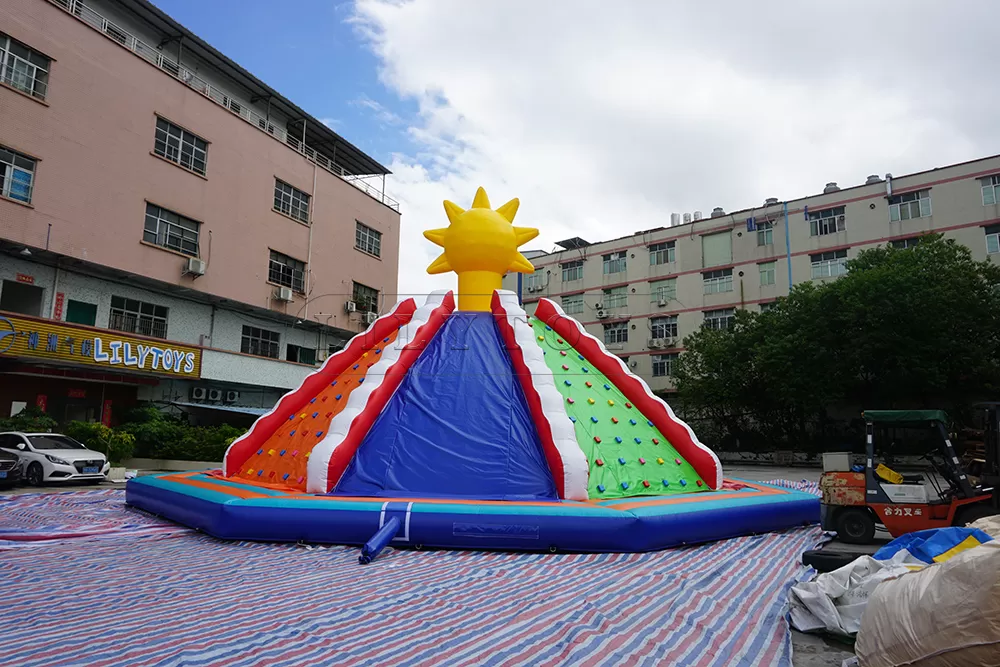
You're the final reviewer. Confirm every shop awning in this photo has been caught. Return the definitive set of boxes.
[170,401,270,416]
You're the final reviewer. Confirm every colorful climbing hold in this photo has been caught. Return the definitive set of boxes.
[564,380,572,386]
[561,364,569,371]
[638,458,646,465]
[353,364,359,370]
[585,381,593,388]
[557,338,564,344]
[279,449,286,456]
[587,398,596,405]
[322,396,328,402]
[569,416,577,423]
[257,449,264,455]
[603,384,611,390]
[335,394,343,400]
[582,367,589,373]
[675,458,682,465]
[656,457,665,465]
[647,420,654,427]
[283,473,290,480]
[625,402,632,409]
[611,417,619,424]
[615,436,623,443]
[312,412,319,418]
[594,436,601,443]
[288,415,295,421]
[608,399,615,407]
[560,350,567,356]
[247,468,254,475]
[652,438,660,445]
[642,480,651,488]
[545,325,552,330]
[375,348,382,354]
[621,481,629,490]
[257,470,263,476]
[383,336,390,343]
[289,431,296,436]
[537,336,544,341]
[591,416,599,423]
[696,480,704,487]
[291,449,299,456]
[567,397,575,404]
[316,431,324,437]
[662,480,670,487]
[298,476,305,484]
[331,381,338,387]
[597,484,606,493]
[595,458,604,466]
[358,378,365,384]
[618,457,626,464]
[634,437,641,444]
[578,354,585,360]
[680,479,687,486]
[299,413,307,419]
[629,419,637,425]
[310,398,317,404]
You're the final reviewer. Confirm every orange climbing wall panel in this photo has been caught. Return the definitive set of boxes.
[233,331,398,491]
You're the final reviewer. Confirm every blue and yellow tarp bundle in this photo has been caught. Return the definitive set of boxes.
[874,527,993,564]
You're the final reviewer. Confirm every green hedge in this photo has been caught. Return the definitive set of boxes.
[63,422,136,464]
[117,409,246,462]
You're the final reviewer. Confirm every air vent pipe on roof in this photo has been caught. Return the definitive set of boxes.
[764,197,779,206]
[823,182,840,193]
[865,174,881,185]
[711,207,725,217]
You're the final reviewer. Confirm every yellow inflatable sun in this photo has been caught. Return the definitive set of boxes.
[424,187,539,311]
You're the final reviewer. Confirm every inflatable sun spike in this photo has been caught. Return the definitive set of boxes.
[423,186,539,311]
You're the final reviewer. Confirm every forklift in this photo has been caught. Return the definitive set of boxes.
[819,406,1000,544]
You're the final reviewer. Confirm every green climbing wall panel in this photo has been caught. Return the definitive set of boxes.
[529,317,706,499]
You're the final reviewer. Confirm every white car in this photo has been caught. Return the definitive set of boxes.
[0,432,110,486]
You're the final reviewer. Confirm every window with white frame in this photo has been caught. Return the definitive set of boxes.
[811,249,848,279]
[0,32,49,100]
[561,260,583,282]
[703,308,735,331]
[890,237,922,250]
[759,261,776,286]
[889,190,931,222]
[268,250,306,293]
[154,117,208,175]
[602,251,627,274]
[109,296,168,339]
[274,178,311,223]
[603,321,628,345]
[561,293,584,315]
[808,206,846,236]
[603,285,627,309]
[703,268,733,294]
[650,315,678,339]
[143,203,200,256]
[525,268,546,292]
[652,353,678,378]
[0,145,35,204]
[241,325,280,359]
[353,282,380,313]
[982,176,1000,206]
[986,225,1000,255]
[355,221,382,257]
[757,220,774,246]
[759,301,778,313]
[649,241,675,266]
[650,278,677,303]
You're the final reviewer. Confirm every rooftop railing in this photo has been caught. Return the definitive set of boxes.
[47,0,400,212]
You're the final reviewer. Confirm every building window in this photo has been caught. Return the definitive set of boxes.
[0,32,50,100]
[889,190,931,222]
[268,250,306,293]
[241,325,280,359]
[561,293,584,315]
[525,269,545,292]
[286,344,316,365]
[703,308,735,331]
[650,278,677,304]
[649,241,675,266]
[65,300,97,326]
[0,145,35,204]
[759,301,777,313]
[602,251,627,274]
[808,206,846,236]
[650,315,678,339]
[603,321,628,345]
[891,237,923,250]
[982,176,1000,206]
[703,268,733,294]
[143,203,200,256]
[154,118,208,175]
[986,225,1000,255]
[759,261,776,286]
[811,249,849,279]
[702,231,733,267]
[274,179,311,223]
[355,221,382,257]
[109,296,168,339]
[561,260,584,282]
[652,353,679,378]
[603,285,627,309]
[353,281,380,313]
[757,220,774,246]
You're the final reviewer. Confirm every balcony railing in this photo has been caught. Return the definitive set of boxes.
[108,312,168,339]
[47,0,400,212]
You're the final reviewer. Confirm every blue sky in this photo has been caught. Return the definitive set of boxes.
[154,0,413,168]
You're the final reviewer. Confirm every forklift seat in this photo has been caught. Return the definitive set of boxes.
[901,473,925,484]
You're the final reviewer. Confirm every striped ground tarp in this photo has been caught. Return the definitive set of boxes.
[1,483,824,667]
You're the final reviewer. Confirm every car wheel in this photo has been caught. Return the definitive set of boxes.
[26,462,44,487]
[836,507,877,544]
[954,503,999,527]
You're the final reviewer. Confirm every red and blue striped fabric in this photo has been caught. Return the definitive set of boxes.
[2,486,822,666]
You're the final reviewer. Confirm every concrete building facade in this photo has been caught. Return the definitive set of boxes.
[0,0,400,424]
[505,155,1000,394]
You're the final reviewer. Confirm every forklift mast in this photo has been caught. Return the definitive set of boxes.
[979,404,1000,509]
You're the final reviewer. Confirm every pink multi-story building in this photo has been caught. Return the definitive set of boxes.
[0,0,400,424]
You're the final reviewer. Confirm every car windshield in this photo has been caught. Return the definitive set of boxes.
[27,435,88,450]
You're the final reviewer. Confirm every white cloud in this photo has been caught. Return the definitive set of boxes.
[352,0,1000,303]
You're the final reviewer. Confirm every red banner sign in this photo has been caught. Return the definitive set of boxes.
[54,292,65,320]
[67,388,86,398]
[102,400,113,427]
[16,273,34,285]
[36,394,47,411]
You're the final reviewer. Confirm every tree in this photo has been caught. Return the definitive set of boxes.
[674,235,1000,448]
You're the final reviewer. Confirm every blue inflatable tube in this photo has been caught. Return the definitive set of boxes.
[126,472,819,553]
[360,517,400,564]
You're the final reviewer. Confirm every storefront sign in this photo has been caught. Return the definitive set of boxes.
[0,313,202,379]
[67,388,86,398]
[16,273,34,285]
[54,292,65,320]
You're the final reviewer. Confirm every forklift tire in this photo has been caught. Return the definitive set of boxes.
[836,507,877,544]
[954,503,999,527]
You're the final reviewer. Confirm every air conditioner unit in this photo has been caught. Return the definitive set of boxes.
[345,300,357,313]
[594,302,604,310]
[596,310,609,319]
[275,286,293,302]
[208,388,223,402]
[657,299,668,307]
[184,257,206,276]
[648,338,661,349]
[224,391,239,403]
[838,215,846,224]
[191,386,207,400]
[364,311,378,325]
